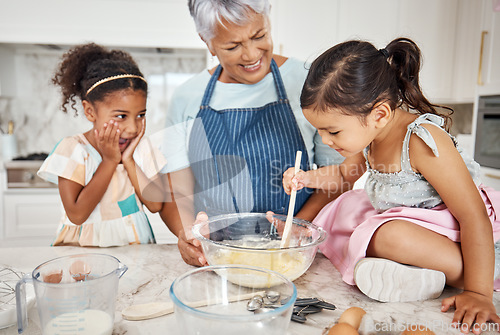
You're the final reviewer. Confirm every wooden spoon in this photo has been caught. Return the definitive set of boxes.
[122,291,264,321]
[122,301,174,321]
[280,151,302,248]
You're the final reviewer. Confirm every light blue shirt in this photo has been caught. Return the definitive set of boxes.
[159,58,343,173]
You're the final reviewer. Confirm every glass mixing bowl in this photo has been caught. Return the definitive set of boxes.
[192,212,326,283]
[170,265,296,335]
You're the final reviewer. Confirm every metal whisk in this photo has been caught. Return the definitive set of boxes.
[0,267,23,308]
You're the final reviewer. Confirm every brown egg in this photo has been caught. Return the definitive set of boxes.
[327,323,359,335]
[42,270,63,283]
[401,325,435,335]
[338,307,366,330]
[69,260,91,281]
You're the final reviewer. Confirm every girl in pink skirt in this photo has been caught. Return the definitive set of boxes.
[283,37,500,333]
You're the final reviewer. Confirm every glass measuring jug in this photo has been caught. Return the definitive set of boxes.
[15,253,127,334]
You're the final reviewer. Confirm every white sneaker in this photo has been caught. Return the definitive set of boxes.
[354,258,446,302]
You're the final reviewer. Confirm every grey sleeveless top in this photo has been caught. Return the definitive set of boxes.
[364,113,481,212]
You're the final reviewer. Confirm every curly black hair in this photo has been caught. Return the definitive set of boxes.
[52,43,147,115]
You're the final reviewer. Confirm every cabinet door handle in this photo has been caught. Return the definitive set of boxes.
[477,30,488,86]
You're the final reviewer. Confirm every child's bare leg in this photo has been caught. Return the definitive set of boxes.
[366,219,464,288]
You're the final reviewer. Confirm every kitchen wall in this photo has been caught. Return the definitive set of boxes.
[0,44,207,159]
[0,43,476,159]
[448,103,474,136]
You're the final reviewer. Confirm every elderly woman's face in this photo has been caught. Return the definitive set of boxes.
[208,11,273,85]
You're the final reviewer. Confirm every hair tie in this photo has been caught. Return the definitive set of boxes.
[379,48,389,59]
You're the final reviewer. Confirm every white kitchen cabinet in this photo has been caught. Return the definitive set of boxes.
[450,0,483,103]
[480,166,500,190]
[0,0,484,103]
[0,46,16,97]
[397,0,458,103]
[337,0,460,104]
[2,189,61,247]
[470,1,500,185]
[272,0,396,62]
[0,189,177,246]
[0,169,4,241]
[144,207,178,244]
[0,0,204,49]
[270,0,340,63]
[477,0,500,96]
[270,0,482,104]
[337,0,400,47]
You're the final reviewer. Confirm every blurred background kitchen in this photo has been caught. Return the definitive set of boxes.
[0,0,499,247]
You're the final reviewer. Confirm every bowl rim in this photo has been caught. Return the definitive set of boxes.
[192,212,326,252]
[30,253,123,286]
[169,264,297,321]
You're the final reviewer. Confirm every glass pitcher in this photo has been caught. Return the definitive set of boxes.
[16,253,127,334]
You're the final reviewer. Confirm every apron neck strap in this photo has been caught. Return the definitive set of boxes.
[269,59,288,101]
[201,65,223,107]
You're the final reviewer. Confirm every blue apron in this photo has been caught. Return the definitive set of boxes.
[188,59,310,217]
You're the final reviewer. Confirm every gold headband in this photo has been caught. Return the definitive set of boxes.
[86,74,147,96]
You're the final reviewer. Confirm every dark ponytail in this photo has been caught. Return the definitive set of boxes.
[301,37,452,129]
[385,38,452,128]
[52,43,147,115]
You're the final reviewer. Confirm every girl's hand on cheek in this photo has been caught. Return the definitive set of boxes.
[122,119,145,165]
[95,120,121,164]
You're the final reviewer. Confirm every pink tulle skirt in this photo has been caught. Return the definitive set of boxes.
[313,185,500,288]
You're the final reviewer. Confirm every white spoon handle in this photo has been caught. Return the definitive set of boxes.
[280,151,302,248]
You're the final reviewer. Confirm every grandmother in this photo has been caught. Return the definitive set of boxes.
[160,0,344,266]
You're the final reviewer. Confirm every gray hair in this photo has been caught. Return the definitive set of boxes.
[188,0,271,43]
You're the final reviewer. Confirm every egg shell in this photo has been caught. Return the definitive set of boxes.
[338,307,366,330]
[401,325,435,335]
[327,323,359,335]
[42,270,63,283]
[69,260,91,281]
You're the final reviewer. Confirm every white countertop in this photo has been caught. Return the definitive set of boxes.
[0,244,499,335]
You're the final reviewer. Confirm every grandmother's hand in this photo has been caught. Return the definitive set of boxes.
[177,212,208,267]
